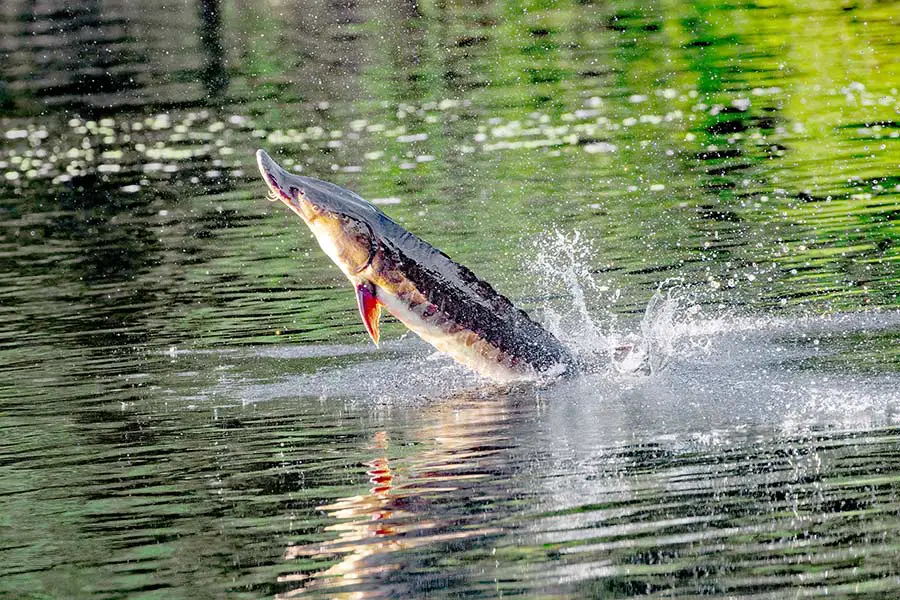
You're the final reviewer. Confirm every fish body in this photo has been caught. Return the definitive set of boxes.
[256,149,574,382]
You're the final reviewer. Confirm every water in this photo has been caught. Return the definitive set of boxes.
[1,0,899,598]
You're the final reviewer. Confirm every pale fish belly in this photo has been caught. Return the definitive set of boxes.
[376,288,538,383]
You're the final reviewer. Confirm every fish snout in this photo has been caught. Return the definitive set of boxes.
[256,149,292,202]
[257,149,379,227]
[256,149,322,221]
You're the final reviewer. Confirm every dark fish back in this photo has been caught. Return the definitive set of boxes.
[380,225,574,374]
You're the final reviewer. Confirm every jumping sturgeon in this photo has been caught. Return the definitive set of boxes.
[256,149,575,382]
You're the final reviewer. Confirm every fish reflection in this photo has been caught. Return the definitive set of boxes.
[277,389,522,598]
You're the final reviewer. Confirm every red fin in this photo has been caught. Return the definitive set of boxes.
[356,283,382,346]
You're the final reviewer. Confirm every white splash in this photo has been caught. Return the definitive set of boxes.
[527,229,616,357]
[526,229,725,376]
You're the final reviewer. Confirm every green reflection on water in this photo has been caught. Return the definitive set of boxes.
[0,0,899,598]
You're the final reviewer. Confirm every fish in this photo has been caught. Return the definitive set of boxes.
[255,149,575,382]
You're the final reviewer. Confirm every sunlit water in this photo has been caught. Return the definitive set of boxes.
[2,0,899,598]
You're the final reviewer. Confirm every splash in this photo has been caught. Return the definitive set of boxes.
[526,229,723,376]
[527,229,615,357]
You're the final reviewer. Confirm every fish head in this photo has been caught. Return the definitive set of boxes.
[256,149,379,276]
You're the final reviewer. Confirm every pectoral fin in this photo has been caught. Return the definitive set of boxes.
[356,282,382,346]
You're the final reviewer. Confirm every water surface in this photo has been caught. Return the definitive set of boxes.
[1,0,898,598]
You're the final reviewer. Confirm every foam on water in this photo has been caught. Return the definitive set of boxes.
[181,338,483,408]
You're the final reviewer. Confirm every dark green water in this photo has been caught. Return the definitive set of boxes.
[1,0,899,598]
